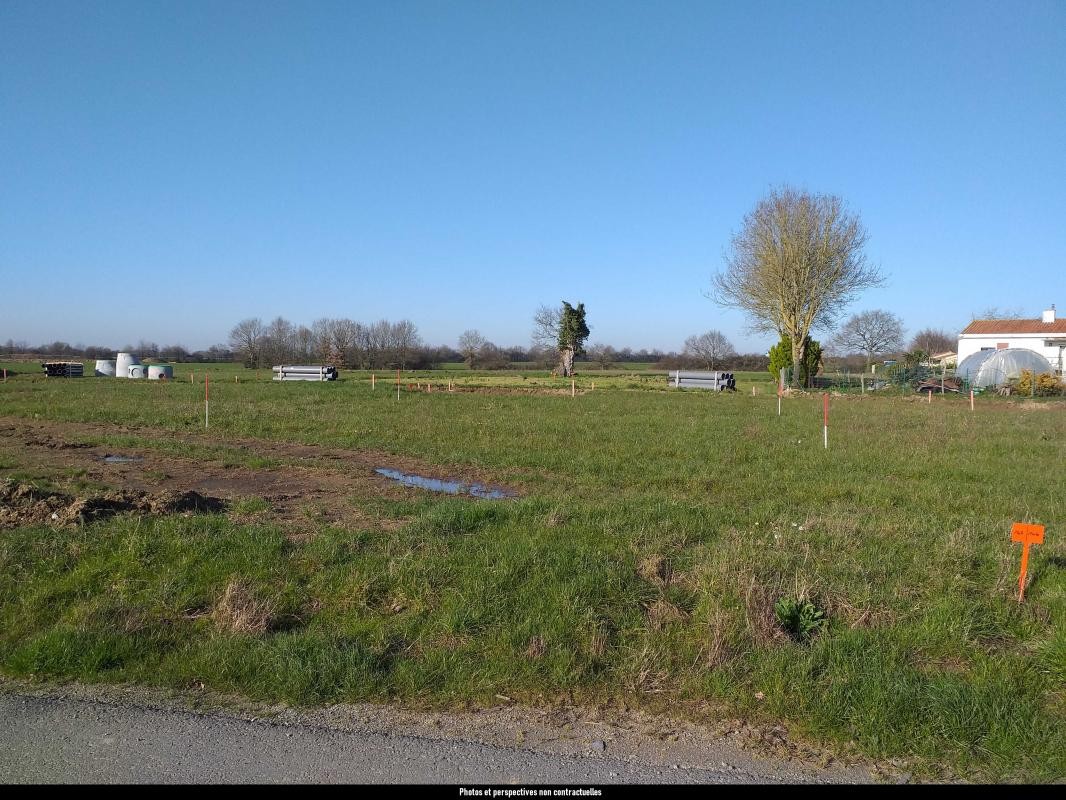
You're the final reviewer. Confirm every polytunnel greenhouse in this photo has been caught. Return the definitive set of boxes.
[955,348,1054,389]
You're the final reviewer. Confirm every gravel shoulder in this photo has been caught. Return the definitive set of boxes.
[0,679,885,784]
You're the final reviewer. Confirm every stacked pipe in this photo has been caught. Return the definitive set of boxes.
[669,370,736,391]
[42,361,84,378]
[272,365,338,381]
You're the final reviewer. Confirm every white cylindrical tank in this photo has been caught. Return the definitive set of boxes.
[147,365,173,380]
[95,359,117,377]
[116,353,140,378]
[128,364,148,379]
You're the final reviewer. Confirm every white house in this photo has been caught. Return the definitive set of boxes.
[957,305,1066,374]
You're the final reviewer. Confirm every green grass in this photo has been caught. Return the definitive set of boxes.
[0,374,1063,780]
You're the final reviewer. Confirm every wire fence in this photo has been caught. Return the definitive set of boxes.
[779,365,1066,397]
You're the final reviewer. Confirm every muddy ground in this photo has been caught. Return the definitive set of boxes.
[0,416,522,534]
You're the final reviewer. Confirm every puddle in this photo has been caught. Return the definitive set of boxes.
[374,468,516,500]
[100,454,144,464]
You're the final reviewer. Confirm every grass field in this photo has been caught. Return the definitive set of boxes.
[0,365,1063,781]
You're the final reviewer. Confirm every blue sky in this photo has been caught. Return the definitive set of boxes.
[2,0,1064,353]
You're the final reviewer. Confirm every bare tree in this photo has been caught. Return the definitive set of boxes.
[391,319,422,370]
[137,339,159,358]
[350,321,371,368]
[973,306,1025,320]
[458,330,487,367]
[683,330,736,370]
[264,316,295,365]
[228,318,265,368]
[831,310,904,370]
[367,320,393,368]
[586,343,616,370]
[531,305,560,356]
[710,186,884,386]
[909,327,955,356]
[475,341,509,370]
[293,325,314,362]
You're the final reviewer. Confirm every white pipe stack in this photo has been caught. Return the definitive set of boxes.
[669,370,737,391]
[272,365,338,381]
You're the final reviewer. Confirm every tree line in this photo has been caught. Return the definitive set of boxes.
[1,338,233,362]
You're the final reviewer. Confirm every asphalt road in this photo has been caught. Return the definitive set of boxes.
[0,691,873,784]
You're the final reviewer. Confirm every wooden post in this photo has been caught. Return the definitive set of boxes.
[372,373,376,390]
[571,378,576,398]
[970,389,975,411]
[204,374,210,429]
[823,393,829,450]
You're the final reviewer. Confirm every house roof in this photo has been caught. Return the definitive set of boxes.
[961,319,1066,335]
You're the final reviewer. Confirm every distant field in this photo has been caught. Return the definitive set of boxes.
[1,361,777,391]
[0,368,1063,780]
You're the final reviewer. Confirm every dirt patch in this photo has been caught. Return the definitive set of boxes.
[443,385,586,397]
[0,416,527,534]
[0,479,225,528]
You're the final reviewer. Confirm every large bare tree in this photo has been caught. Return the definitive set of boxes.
[683,330,736,369]
[458,330,487,367]
[531,304,561,361]
[831,310,904,370]
[711,186,884,386]
[909,327,955,356]
[228,317,265,368]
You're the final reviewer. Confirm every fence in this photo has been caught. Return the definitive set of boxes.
[779,364,1066,397]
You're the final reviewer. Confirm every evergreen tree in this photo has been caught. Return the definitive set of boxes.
[768,334,822,387]
[557,301,590,377]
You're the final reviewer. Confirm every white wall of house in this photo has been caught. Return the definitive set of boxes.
[957,334,1066,372]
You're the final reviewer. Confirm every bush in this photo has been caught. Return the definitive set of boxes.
[768,335,822,387]
[1014,370,1065,397]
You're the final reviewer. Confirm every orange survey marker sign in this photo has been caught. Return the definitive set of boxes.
[1011,522,1045,602]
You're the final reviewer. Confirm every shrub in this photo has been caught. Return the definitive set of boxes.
[1014,370,1065,397]
[768,335,822,387]
[773,596,827,642]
